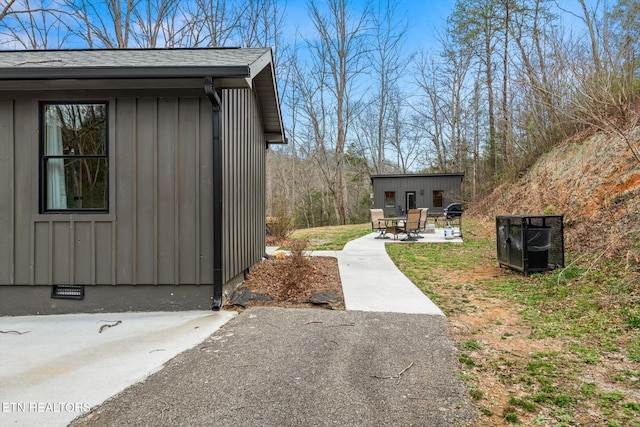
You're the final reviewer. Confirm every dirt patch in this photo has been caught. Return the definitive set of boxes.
[447,297,565,426]
[430,256,640,426]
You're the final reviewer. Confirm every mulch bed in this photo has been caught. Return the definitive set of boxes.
[224,255,344,310]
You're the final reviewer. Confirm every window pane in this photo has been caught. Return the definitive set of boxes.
[46,158,108,209]
[433,190,444,208]
[45,104,106,156]
[42,102,108,212]
[385,191,395,208]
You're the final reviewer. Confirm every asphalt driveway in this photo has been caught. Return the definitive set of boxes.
[70,307,474,426]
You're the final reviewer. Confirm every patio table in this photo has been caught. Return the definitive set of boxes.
[381,217,406,240]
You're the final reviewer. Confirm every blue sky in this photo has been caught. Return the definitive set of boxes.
[285,0,454,54]
[0,0,596,52]
[282,0,599,57]
[388,1,455,53]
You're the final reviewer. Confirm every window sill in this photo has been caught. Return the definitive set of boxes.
[32,213,116,222]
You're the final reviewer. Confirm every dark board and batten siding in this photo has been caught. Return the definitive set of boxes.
[222,89,266,284]
[113,96,215,286]
[0,99,15,285]
[372,174,464,216]
[0,95,216,287]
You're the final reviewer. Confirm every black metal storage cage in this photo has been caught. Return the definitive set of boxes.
[496,215,564,275]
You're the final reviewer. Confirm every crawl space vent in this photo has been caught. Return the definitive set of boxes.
[51,285,85,300]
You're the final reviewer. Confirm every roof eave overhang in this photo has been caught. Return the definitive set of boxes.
[370,173,465,179]
[0,51,286,144]
[370,173,465,184]
[247,50,285,145]
[0,65,251,81]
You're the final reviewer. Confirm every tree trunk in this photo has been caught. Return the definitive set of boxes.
[501,0,509,170]
[578,0,602,74]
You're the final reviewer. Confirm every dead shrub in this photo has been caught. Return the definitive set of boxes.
[278,239,311,299]
[288,239,309,257]
[266,215,295,242]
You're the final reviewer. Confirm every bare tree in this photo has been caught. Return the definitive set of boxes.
[577,0,602,74]
[439,31,474,173]
[305,0,369,225]
[173,0,243,47]
[352,105,384,174]
[292,57,340,227]
[1,0,17,22]
[469,65,485,197]
[509,0,559,151]
[131,0,180,47]
[0,0,71,48]
[65,0,137,48]
[237,0,284,49]
[365,0,410,175]
[500,0,510,168]
[386,93,420,173]
[412,52,448,172]
[448,0,502,175]
[552,0,640,163]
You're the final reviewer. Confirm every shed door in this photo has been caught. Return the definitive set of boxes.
[406,191,416,211]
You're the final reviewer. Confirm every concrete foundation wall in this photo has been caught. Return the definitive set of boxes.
[0,285,215,316]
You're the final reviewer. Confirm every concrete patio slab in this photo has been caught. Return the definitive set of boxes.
[0,310,235,427]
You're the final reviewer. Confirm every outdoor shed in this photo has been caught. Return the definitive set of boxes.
[371,173,464,217]
[0,48,285,315]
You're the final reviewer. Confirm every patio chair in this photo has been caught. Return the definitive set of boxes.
[417,208,428,237]
[370,209,388,239]
[401,209,422,241]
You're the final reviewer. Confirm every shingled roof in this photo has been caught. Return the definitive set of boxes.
[0,48,285,143]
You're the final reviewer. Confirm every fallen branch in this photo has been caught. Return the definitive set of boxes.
[557,252,589,286]
[157,399,171,420]
[98,320,122,333]
[558,245,611,287]
[13,59,63,67]
[372,361,415,379]
[0,330,30,335]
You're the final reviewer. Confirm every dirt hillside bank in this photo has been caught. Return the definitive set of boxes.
[468,125,640,257]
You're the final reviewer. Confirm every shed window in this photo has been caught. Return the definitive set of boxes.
[384,191,395,208]
[41,103,108,212]
[433,190,444,208]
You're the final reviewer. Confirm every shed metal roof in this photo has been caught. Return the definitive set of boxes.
[0,48,285,143]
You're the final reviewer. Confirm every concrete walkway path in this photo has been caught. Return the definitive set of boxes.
[314,230,461,315]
